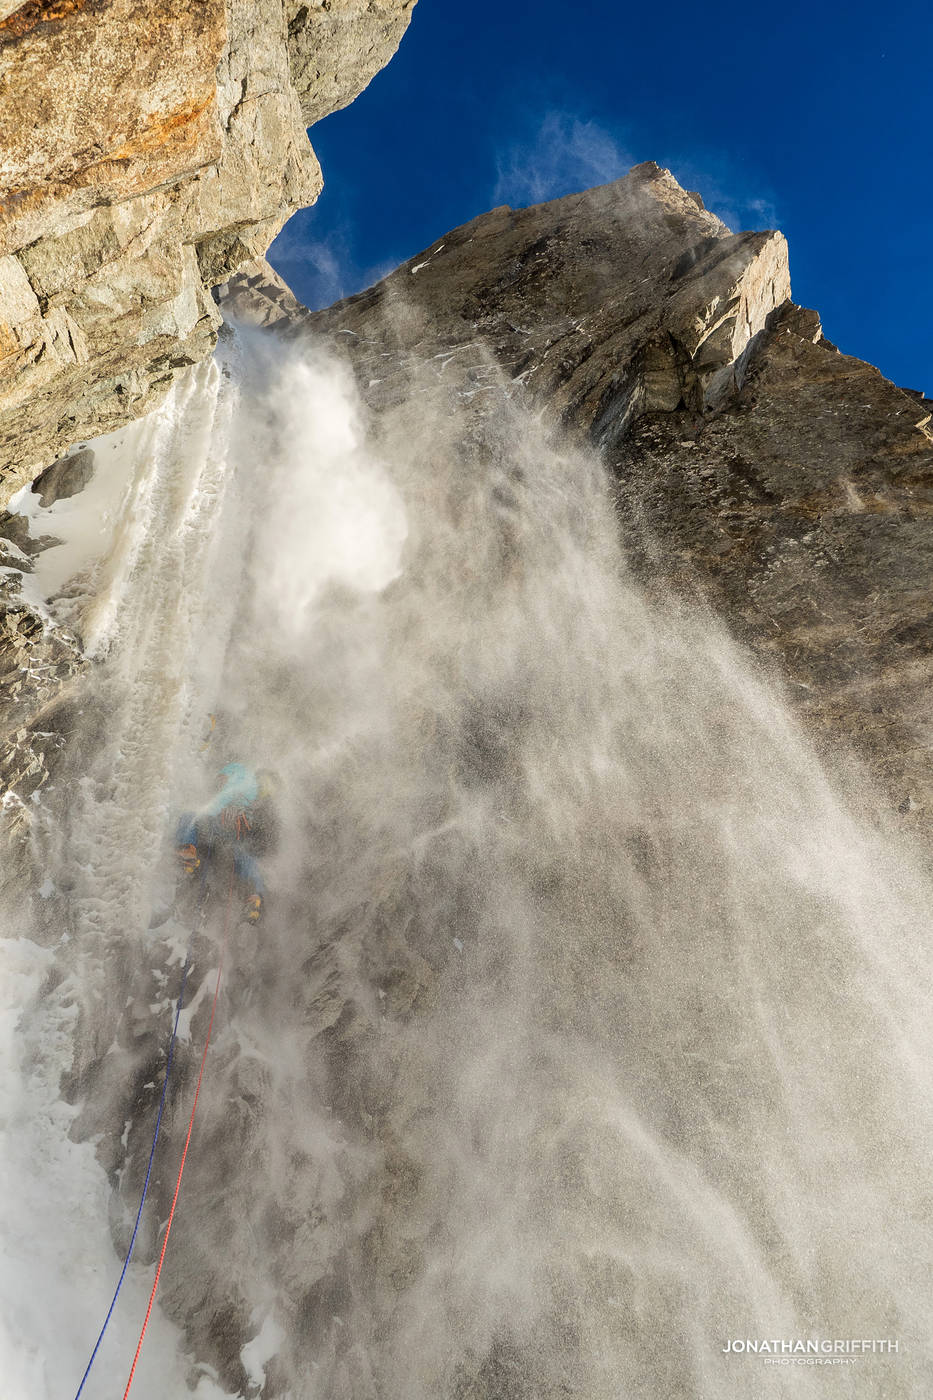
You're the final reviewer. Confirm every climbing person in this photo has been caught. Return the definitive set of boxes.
[175,762,278,922]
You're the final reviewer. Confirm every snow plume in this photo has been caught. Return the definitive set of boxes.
[493,112,632,207]
[266,229,349,309]
[5,323,933,1398]
[245,343,406,631]
[266,223,402,314]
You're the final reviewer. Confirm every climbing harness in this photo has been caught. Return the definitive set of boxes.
[71,956,191,1400]
[221,804,251,840]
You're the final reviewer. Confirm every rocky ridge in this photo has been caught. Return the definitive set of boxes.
[276,162,792,433]
[0,0,415,498]
[225,161,933,832]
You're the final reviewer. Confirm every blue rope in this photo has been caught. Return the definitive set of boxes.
[73,953,190,1400]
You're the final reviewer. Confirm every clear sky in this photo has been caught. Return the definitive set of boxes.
[268,0,932,393]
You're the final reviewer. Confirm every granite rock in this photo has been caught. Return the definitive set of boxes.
[616,304,933,826]
[286,0,417,127]
[0,0,415,498]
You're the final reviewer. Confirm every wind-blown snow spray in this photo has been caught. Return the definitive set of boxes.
[5,324,933,1399]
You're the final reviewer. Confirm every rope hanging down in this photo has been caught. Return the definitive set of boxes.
[122,866,236,1399]
[72,955,191,1400]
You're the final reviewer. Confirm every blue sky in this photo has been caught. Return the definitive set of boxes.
[269,0,932,392]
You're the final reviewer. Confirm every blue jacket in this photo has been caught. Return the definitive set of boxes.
[202,762,259,818]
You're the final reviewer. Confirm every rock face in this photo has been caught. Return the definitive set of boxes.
[0,508,80,896]
[229,161,933,836]
[0,0,415,498]
[216,256,308,333]
[618,308,933,822]
[7,162,933,1394]
[285,0,419,128]
[288,163,791,435]
[71,173,933,1391]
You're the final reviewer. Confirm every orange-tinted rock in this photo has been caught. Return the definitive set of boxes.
[0,0,227,253]
[0,0,416,496]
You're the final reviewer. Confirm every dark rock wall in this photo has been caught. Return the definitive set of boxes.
[224,165,933,837]
[617,305,933,824]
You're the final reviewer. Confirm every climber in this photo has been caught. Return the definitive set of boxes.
[175,762,278,922]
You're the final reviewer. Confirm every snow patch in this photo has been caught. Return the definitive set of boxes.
[410,242,445,275]
[9,423,144,616]
[241,1312,285,1390]
[0,933,228,1400]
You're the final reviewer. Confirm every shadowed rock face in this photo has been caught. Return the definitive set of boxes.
[227,162,933,836]
[0,0,416,496]
[293,162,791,434]
[5,164,933,1395]
[0,505,80,883]
[616,309,933,824]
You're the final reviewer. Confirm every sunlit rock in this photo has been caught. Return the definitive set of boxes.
[0,0,415,495]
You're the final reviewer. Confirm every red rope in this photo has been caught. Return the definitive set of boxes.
[122,866,236,1399]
